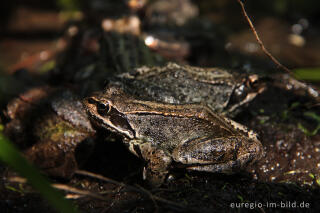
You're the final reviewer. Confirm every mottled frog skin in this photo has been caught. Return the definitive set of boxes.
[111,63,265,115]
[84,85,263,186]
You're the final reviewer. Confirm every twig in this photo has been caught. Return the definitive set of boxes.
[75,170,128,188]
[101,185,124,213]
[75,170,199,212]
[236,0,292,74]
[52,183,108,201]
[236,0,320,100]
[135,184,159,213]
[8,176,109,201]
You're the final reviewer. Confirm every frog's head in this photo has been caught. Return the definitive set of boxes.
[226,74,266,113]
[83,87,135,139]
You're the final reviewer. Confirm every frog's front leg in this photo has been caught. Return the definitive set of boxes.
[127,139,172,187]
[172,136,263,173]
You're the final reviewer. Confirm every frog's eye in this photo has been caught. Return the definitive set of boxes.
[247,74,259,88]
[97,102,111,116]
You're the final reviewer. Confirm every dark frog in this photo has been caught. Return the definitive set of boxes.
[111,63,266,116]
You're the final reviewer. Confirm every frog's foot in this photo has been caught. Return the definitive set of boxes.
[142,164,168,187]
[136,143,172,187]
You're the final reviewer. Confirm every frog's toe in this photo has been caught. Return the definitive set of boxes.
[238,137,264,166]
[143,166,168,187]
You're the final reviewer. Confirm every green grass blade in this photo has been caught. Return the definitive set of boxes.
[0,133,79,213]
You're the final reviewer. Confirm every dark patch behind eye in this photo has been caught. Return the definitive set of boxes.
[109,107,135,135]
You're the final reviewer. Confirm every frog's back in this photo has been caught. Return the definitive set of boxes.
[114,63,238,112]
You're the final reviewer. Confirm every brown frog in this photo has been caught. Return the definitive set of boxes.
[83,86,263,186]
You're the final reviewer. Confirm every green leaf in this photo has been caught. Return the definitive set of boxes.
[5,185,24,194]
[0,134,79,213]
[57,0,80,11]
[237,194,244,202]
[289,102,300,109]
[293,68,320,81]
[304,112,320,123]
[308,173,315,179]
[297,123,320,136]
[39,60,56,73]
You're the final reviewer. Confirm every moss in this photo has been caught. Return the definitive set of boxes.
[36,115,84,143]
